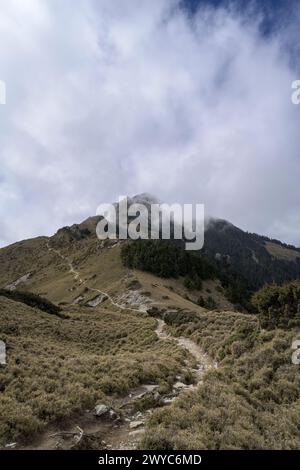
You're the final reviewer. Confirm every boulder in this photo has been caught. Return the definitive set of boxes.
[94,404,110,417]
[5,442,17,449]
[94,404,120,421]
[108,409,119,421]
[86,294,108,307]
[129,420,144,429]
[162,397,176,405]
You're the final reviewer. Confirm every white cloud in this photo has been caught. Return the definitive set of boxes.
[0,0,299,246]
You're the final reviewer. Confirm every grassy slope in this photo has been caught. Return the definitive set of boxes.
[0,236,128,304]
[0,233,233,447]
[0,296,187,445]
[1,233,299,449]
[142,309,300,449]
[265,241,300,262]
[0,234,233,312]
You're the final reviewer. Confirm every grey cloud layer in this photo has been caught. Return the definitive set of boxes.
[0,0,299,246]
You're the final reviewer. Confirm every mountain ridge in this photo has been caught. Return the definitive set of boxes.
[1,194,300,297]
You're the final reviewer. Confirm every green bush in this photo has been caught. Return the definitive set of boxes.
[197,295,217,310]
[252,280,300,329]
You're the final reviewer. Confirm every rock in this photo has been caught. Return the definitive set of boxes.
[5,442,17,449]
[86,294,108,307]
[72,295,84,305]
[5,273,32,291]
[143,385,159,392]
[94,404,120,421]
[162,397,176,405]
[173,381,186,390]
[94,404,110,417]
[108,409,120,421]
[129,429,145,436]
[117,291,152,310]
[129,420,144,429]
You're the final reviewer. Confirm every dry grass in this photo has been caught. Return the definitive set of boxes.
[141,309,300,450]
[0,296,185,445]
[0,235,128,305]
[265,242,300,262]
[0,235,233,313]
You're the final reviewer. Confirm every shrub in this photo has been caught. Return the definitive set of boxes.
[252,281,300,329]
[0,289,63,317]
[197,295,217,310]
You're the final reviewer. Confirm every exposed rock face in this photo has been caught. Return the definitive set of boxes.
[116,290,153,312]
[86,294,108,307]
[5,272,32,291]
[54,226,91,243]
[72,295,84,305]
[52,216,100,246]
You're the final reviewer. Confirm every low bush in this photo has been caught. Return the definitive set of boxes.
[0,289,63,317]
[252,280,300,329]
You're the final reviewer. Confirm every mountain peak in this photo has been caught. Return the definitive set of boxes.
[130,193,162,205]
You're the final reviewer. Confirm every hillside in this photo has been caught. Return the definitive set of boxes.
[0,203,299,450]
[203,219,300,290]
[0,229,230,449]
[0,295,187,448]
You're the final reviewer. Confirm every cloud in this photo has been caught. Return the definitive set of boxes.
[0,0,299,246]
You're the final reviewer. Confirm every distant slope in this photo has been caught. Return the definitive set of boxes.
[203,219,300,290]
[1,197,300,303]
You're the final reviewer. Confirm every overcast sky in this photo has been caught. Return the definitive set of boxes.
[0,0,300,247]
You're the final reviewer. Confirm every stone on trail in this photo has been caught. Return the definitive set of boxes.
[94,404,110,417]
[129,420,144,429]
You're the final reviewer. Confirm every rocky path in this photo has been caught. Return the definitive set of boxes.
[155,319,216,385]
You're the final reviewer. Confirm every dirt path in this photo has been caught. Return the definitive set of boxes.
[24,241,216,450]
[46,240,142,312]
[155,319,216,385]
